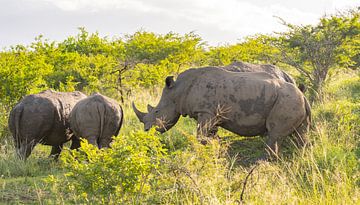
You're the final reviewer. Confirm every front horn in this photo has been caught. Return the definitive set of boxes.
[132,102,146,123]
[147,104,154,112]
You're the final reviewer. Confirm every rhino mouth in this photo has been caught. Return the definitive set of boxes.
[156,127,166,133]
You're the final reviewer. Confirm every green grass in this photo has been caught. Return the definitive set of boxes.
[0,73,359,204]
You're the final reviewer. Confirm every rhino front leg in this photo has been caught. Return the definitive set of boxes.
[50,144,63,159]
[196,113,219,144]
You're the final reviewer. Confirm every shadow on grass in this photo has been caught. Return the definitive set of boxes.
[224,135,302,167]
[223,135,265,167]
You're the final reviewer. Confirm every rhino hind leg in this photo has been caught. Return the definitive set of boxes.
[17,140,36,160]
[265,93,306,158]
[99,136,113,149]
[293,118,310,147]
[265,119,303,158]
[86,135,99,148]
[50,144,63,159]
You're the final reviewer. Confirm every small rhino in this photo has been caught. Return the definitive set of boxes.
[8,90,87,159]
[69,93,123,148]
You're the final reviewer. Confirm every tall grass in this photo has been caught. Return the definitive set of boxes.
[0,72,359,204]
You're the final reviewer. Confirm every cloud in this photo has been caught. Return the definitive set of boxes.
[332,0,359,10]
[34,0,333,35]
[37,0,158,12]
[1,0,358,47]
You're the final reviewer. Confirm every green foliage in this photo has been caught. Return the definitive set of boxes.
[325,74,360,102]
[0,50,51,106]
[52,128,166,204]
[59,27,124,57]
[277,8,360,102]
[124,31,204,65]
[206,34,280,66]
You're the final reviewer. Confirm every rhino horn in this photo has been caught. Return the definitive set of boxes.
[147,104,154,112]
[132,102,146,123]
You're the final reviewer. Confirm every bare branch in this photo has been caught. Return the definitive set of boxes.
[238,164,258,203]
[280,51,314,81]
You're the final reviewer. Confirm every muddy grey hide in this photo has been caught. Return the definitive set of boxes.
[69,93,123,149]
[133,67,311,156]
[223,61,306,92]
[8,90,87,159]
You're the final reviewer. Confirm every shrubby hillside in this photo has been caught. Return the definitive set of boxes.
[0,8,359,204]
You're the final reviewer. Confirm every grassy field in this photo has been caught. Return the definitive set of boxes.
[0,72,359,204]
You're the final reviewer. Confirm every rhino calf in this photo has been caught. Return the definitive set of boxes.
[133,67,311,157]
[8,90,87,159]
[69,93,123,148]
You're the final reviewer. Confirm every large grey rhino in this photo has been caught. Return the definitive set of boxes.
[223,61,306,92]
[69,93,123,148]
[8,90,87,159]
[133,67,311,156]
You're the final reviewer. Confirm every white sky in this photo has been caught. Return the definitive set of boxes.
[0,0,358,48]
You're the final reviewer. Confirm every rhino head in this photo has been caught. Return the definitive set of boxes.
[132,76,181,133]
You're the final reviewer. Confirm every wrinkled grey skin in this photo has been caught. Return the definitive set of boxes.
[8,90,87,160]
[223,61,306,92]
[69,93,123,148]
[133,67,311,156]
[223,61,295,83]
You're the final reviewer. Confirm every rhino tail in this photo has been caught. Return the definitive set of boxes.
[97,103,106,147]
[294,96,312,147]
[298,83,307,93]
[115,106,123,136]
[14,106,24,148]
[304,96,312,127]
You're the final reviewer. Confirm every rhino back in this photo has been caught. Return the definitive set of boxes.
[9,90,87,146]
[223,61,296,84]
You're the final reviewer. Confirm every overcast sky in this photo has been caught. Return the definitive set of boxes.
[0,0,358,48]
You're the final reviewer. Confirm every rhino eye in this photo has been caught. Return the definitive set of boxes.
[155,110,159,114]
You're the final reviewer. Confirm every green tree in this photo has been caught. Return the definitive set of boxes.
[0,46,52,107]
[206,34,280,66]
[277,9,360,102]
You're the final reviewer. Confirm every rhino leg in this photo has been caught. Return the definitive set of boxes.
[293,119,309,147]
[265,135,284,158]
[50,144,63,159]
[265,90,306,158]
[86,136,99,148]
[99,136,113,149]
[17,140,36,160]
[70,137,81,150]
[196,113,219,144]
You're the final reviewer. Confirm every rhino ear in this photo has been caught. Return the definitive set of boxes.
[165,76,175,88]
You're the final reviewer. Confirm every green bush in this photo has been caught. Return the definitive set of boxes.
[50,128,166,204]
